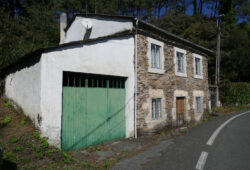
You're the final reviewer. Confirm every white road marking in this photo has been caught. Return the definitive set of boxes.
[195,151,208,170]
[206,111,250,146]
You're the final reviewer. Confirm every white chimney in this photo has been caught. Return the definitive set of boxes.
[60,12,67,44]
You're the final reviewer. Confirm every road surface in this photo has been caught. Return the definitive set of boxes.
[112,109,250,170]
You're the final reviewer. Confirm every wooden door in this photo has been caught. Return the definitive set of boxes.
[176,97,185,126]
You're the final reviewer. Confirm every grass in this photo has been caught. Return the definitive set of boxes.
[1,115,11,124]
[103,158,115,169]
[211,104,250,115]
[4,101,12,107]
[203,104,250,122]
[20,118,27,125]
[10,137,19,143]
[86,145,101,153]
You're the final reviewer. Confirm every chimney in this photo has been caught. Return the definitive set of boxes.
[60,12,67,44]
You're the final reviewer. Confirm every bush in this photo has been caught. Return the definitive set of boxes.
[2,115,11,124]
[4,101,12,107]
[222,82,250,105]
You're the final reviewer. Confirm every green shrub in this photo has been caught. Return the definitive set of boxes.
[45,149,57,157]
[33,131,40,139]
[222,82,250,105]
[63,152,72,163]
[103,158,115,169]
[14,145,23,152]
[21,118,27,125]
[33,151,44,159]
[39,137,49,148]
[2,115,11,124]
[86,146,101,152]
[10,136,19,143]
[4,101,12,107]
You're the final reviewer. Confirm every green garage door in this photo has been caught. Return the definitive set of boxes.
[62,72,126,150]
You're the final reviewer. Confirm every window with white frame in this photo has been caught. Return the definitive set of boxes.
[148,37,164,74]
[195,96,202,113]
[151,43,161,69]
[194,54,203,79]
[174,47,187,77]
[177,52,185,73]
[152,98,162,119]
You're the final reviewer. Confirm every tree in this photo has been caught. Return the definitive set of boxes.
[0,0,249,82]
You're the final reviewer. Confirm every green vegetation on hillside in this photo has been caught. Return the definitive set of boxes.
[0,0,249,82]
[222,82,250,105]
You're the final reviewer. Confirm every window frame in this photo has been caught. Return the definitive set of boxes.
[147,37,165,74]
[151,98,162,120]
[174,47,187,77]
[193,54,203,79]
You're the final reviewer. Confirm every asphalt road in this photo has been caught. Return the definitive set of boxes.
[113,109,250,170]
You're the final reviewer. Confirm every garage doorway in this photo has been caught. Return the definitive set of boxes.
[61,71,126,150]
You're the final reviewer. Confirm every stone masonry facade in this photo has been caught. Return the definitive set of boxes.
[136,32,209,135]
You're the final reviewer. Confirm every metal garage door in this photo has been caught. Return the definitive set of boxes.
[61,72,126,150]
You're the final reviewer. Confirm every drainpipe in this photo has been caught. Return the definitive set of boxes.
[134,18,139,139]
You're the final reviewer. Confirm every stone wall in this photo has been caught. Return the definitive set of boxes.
[136,33,209,135]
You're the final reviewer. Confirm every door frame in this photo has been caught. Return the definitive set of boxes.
[173,90,189,126]
[176,97,185,126]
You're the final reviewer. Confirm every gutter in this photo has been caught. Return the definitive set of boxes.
[134,18,138,139]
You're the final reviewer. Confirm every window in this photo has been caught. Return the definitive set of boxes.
[151,44,161,69]
[177,52,184,73]
[174,47,187,77]
[147,37,164,74]
[195,58,201,75]
[152,98,162,119]
[195,96,202,113]
[193,54,203,79]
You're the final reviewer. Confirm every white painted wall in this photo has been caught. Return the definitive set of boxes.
[5,61,42,126]
[65,16,133,43]
[40,35,135,147]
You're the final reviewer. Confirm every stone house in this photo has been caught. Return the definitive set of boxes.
[0,14,212,150]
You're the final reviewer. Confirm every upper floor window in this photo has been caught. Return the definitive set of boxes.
[177,52,185,73]
[174,47,187,77]
[152,98,162,119]
[147,37,164,74]
[151,44,161,69]
[193,54,203,79]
